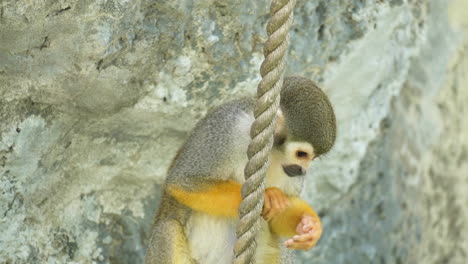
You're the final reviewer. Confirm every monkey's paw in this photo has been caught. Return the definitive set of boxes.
[262,187,289,221]
[284,214,322,250]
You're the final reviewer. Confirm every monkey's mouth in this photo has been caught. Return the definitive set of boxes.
[282,165,306,177]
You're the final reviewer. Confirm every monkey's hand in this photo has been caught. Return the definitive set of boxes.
[284,214,322,251]
[267,196,322,250]
[262,187,289,221]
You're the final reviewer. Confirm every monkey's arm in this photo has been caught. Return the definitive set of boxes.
[168,178,320,237]
[167,180,242,218]
[269,197,321,237]
[145,218,194,264]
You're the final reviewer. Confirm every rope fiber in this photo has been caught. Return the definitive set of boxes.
[233,0,296,263]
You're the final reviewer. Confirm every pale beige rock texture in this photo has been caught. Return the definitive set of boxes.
[0,0,467,263]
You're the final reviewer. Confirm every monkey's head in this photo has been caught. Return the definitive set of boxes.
[272,76,336,177]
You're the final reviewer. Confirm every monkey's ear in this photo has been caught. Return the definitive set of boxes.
[274,110,287,146]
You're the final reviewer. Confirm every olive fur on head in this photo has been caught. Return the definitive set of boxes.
[280,76,336,155]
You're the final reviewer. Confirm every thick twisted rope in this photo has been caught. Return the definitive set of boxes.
[233,0,296,263]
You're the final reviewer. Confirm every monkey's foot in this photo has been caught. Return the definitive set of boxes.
[262,187,289,221]
[284,214,322,250]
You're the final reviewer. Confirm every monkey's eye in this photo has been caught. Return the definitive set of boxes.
[296,151,308,158]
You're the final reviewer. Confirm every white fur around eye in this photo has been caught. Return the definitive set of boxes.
[285,141,314,162]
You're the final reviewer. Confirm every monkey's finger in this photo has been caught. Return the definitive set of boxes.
[286,240,317,251]
[302,215,320,232]
[262,208,269,219]
[263,209,272,220]
[286,235,319,247]
[263,193,271,210]
[285,238,313,249]
[284,239,295,247]
[292,231,315,242]
[297,218,313,234]
[263,205,272,217]
[301,223,311,232]
[302,222,317,233]
[264,188,289,220]
[271,189,288,209]
[264,204,279,220]
[270,194,281,211]
[262,198,270,220]
[265,207,281,220]
[299,220,312,231]
[265,188,289,211]
[279,196,289,210]
[301,214,315,225]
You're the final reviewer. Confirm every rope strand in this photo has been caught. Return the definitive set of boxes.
[233,1,296,263]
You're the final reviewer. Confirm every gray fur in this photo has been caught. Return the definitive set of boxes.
[146,193,194,264]
[166,97,255,190]
[280,76,337,155]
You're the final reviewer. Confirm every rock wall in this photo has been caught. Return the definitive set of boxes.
[1,0,467,263]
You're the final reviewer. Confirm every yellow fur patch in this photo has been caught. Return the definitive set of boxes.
[167,181,242,218]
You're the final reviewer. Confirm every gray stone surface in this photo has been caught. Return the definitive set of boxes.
[1,0,467,263]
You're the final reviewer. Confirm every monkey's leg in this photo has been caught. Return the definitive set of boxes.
[167,180,242,218]
[145,218,194,264]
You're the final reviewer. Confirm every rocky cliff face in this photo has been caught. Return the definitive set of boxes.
[1,0,467,263]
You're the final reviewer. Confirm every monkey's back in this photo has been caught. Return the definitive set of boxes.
[166,97,256,190]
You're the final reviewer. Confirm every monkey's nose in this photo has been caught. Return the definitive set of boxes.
[282,165,306,177]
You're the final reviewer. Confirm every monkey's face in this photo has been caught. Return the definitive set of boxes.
[272,109,318,178]
[270,141,315,178]
[282,141,315,177]
[271,75,337,178]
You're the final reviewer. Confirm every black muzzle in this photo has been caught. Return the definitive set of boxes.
[283,165,306,177]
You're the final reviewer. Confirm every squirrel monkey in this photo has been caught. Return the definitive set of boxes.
[145,76,336,264]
